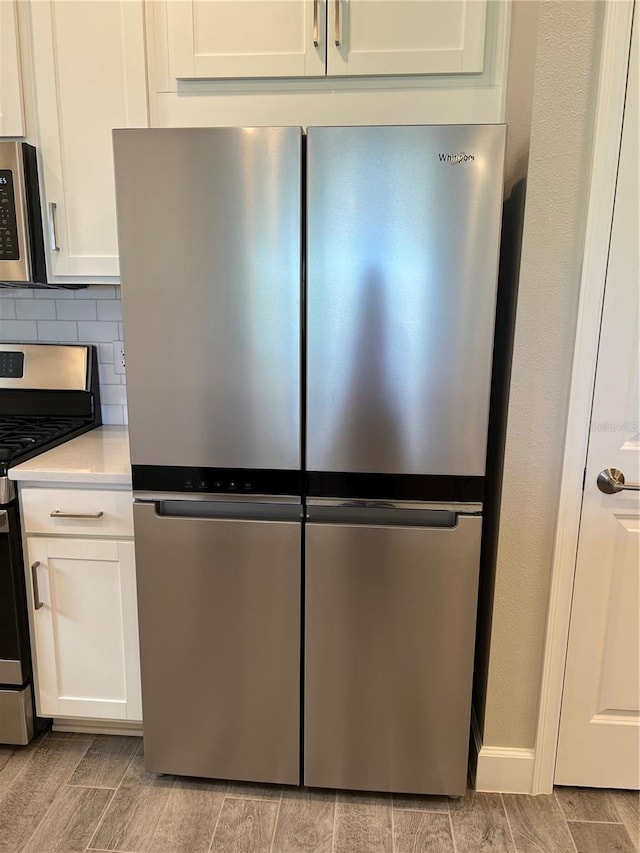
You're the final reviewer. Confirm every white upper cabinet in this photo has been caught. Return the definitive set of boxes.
[0,0,25,136]
[327,0,486,76]
[168,0,325,79]
[166,0,487,81]
[28,0,148,280]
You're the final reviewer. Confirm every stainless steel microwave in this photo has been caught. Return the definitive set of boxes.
[0,141,47,285]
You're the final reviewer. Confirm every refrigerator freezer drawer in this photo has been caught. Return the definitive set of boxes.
[133,502,301,784]
[304,513,482,796]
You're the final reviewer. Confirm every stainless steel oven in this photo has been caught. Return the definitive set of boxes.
[0,343,101,744]
[0,502,34,743]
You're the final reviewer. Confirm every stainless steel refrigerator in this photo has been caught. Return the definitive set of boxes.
[113,124,505,796]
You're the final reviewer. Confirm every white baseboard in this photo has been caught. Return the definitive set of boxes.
[52,718,143,737]
[471,708,537,794]
[475,745,536,793]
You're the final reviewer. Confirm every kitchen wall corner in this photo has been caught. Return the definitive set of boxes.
[0,285,127,425]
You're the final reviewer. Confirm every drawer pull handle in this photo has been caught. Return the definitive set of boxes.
[31,561,44,610]
[50,510,104,519]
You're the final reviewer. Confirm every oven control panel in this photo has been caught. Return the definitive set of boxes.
[0,351,24,379]
[0,344,89,390]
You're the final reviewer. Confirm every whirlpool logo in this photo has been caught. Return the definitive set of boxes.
[438,152,475,164]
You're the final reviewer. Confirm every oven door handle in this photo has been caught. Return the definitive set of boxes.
[31,561,44,610]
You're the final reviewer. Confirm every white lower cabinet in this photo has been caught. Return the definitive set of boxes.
[21,487,142,723]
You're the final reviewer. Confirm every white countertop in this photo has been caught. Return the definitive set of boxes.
[8,426,132,486]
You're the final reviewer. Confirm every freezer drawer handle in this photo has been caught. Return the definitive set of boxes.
[31,561,44,610]
[50,510,104,519]
[306,504,460,528]
[155,499,302,523]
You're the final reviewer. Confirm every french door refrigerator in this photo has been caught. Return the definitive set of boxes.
[113,124,505,796]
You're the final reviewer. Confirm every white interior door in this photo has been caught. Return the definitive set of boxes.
[555,12,639,789]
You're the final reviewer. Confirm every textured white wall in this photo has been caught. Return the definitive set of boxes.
[483,0,604,748]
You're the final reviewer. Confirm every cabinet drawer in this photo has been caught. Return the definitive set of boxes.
[20,488,134,537]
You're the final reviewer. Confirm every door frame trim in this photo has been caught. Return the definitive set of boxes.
[532,0,635,795]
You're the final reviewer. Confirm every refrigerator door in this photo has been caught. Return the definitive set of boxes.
[306,124,506,478]
[113,127,302,473]
[133,500,301,784]
[304,508,482,795]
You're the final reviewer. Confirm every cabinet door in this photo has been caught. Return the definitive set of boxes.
[167,0,325,79]
[0,0,24,136]
[26,536,142,722]
[327,0,487,76]
[28,0,148,279]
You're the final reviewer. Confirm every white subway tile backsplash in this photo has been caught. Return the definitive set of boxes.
[98,361,122,386]
[37,320,79,342]
[16,299,56,320]
[97,341,115,364]
[35,287,75,299]
[0,290,127,425]
[76,285,117,300]
[0,301,16,319]
[0,288,33,298]
[56,300,98,321]
[102,405,125,425]
[101,384,128,406]
[97,300,122,321]
[0,320,39,341]
[78,320,119,342]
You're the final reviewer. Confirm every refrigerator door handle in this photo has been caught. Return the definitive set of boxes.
[149,499,302,523]
[306,497,482,514]
[305,504,470,528]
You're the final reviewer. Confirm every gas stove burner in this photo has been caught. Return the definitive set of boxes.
[0,416,91,465]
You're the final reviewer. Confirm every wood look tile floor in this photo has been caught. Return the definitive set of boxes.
[0,732,637,853]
